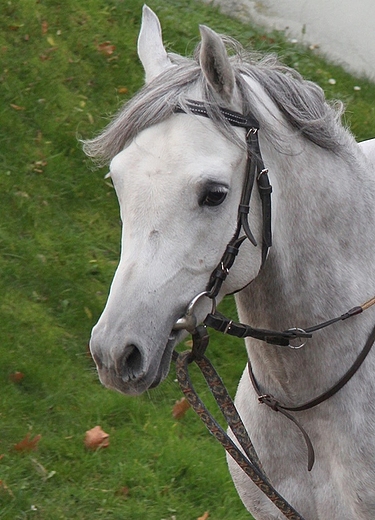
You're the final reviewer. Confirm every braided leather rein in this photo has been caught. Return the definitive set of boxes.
[174,326,306,520]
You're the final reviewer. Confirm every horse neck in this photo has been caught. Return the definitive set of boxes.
[235,129,375,403]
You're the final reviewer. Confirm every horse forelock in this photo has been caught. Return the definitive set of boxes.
[82,35,349,167]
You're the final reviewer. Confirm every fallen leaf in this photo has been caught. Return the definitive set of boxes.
[115,485,130,498]
[172,397,190,420]
[197,512,209,520]
[9,371,25,383]
[10,103,25,111]
[97,41,115,56]
[84,426,109,450]
[41,20,48,34]
[14,433,42,452]
[117,87,128,95]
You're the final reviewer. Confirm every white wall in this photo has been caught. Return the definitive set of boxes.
[201,0,375,81]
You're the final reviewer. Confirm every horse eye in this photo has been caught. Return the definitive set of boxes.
[200,189,228,207]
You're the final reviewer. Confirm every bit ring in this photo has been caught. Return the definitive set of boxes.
[173,291,216,333]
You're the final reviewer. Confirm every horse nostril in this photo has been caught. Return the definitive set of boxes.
[116,344,144,383]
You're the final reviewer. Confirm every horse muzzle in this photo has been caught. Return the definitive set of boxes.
[89,325,180,395]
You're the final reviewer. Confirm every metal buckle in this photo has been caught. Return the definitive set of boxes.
[257,168,269,181]
[220,262,230,276]
[246,127,258,138]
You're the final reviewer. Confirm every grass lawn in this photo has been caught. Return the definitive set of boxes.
[1,1,375,519]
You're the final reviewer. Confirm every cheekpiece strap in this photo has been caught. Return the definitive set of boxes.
[175,99,272,297]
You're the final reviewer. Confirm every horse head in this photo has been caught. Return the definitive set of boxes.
[87,6,264,395]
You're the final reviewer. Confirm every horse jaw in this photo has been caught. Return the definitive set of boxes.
[137,5,173,83]
[199,25,235,103]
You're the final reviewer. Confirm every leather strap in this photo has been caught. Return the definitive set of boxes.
[175,99,272,297]
[175,340,306,520]
[204,311,312,346]
[204,303,366,347]
[248,322,375,470]
[175,99,260,130]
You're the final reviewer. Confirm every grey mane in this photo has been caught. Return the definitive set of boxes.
[82,36,347,166]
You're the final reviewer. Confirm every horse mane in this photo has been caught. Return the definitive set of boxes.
[82,36,348,166]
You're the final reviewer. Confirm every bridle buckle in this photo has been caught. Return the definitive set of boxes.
[246,127,258,138]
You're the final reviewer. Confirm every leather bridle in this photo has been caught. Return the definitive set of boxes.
[176,99,272,300]
[172,99,375,520]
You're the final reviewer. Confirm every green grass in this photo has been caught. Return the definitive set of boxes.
[1,1,375,519]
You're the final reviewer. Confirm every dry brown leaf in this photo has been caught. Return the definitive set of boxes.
[41,21,48,34]
[9,371,25,383]
[97,41,115,56]
[14,433,42,452]
[172,397,190,420]
[84,425,109,450]
[197,512,209,520]
[115,485,130,498]
[117,87,128,95]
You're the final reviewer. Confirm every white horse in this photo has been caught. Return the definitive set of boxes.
[84,6,375,519]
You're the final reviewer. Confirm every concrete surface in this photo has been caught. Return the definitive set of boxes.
[201,0,375,81]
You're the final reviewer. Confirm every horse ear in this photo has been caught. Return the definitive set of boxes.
[199,25,235,102]
[137,5,172,83]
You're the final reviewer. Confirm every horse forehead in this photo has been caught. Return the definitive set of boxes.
[110,116,243,183]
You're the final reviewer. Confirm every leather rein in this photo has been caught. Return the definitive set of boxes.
[173,100,375,520]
